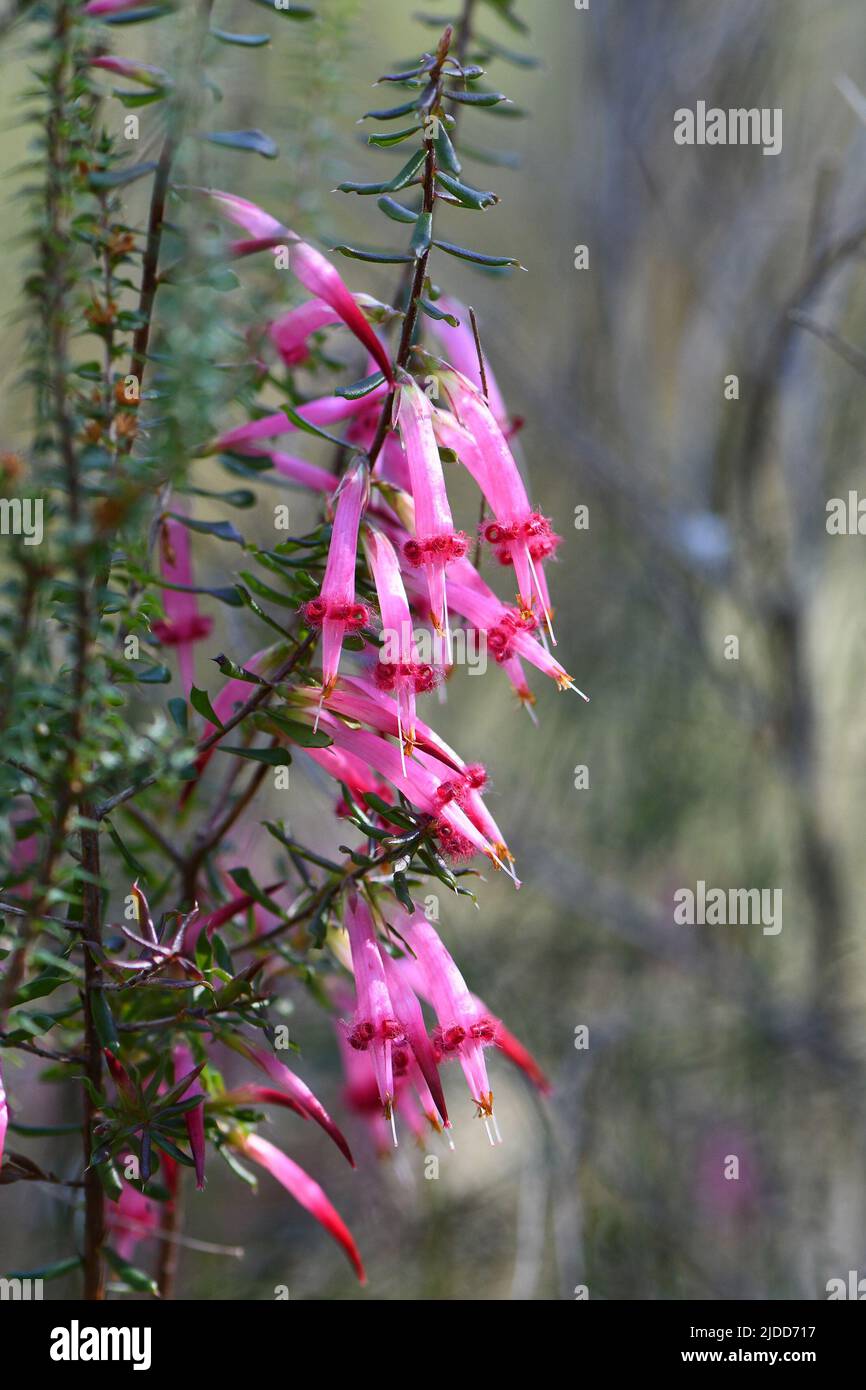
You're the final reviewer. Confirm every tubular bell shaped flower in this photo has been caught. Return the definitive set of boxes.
[364,528,438,765]
[302,459,370,699]
[381,952,449,1132]
[0,1063,7,1172]
[269,294,388,368]
[83,0,145,14]
[106,1168,160,1263]
[443,563,588,701]
[151,515,213,697]
[199,188,393,383]
[213,383,388,455]
[231,1132,365,1284]
[173,1042,206,1190]
[436,364,561,638]
[471,996,552,1095]
[88,55,168,88]
[230,1040,355,1167]
[395,374,468,643]
[427,296,510,434]
[401,914,502,1142]
[313,712,518,878]
[343,895,403,1143]
[269,298,341,365]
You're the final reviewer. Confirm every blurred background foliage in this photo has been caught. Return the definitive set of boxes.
[3,0,866,1300]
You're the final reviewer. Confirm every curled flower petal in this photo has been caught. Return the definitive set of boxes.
[236,1042,354,1167]
[233,1132,365,1283]
[198,188,392,381]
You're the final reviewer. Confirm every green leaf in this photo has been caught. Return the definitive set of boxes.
[88,162,158,189]
[179,485,257,509]
[169,514,245,545]
[447,89,509,107]
[105,1247,160,1296]
[202,130,279,159]
[103,5,173,24]
[278,403,350,448]
[362,98,420,121]
[433,239,522,268]
[376,195,418,224]
[436,170,498,210]
[228,867,284,917]
[91,990,119,1052]
[263,710,332,747]
[213,654,269,685]
[368,125,421,148]
[433,124,462,175]
[7,1256,83,1282]
[419,297,460,327]
[13,968,70,1006]
[210,28,271,46]
[190,686,224,730]
[333,245,414,264]
[410,210,433,258]
[339,146,426,194]
[238,571,296,609]
[112,88,166,110]
[478,0,528,35]
[132,664,172,684]
[217,745,292,767]
[9,1121,80,1137]
[105,820,149,881]
[335,370,386,400]
[392,870,416,913]
[263,823,340,872]
[167,697,188,732]
[473,35,540,67]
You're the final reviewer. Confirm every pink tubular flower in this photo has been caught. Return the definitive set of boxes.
[232,1132,365,1283]
[104,1048,138,1107]
[343,895,402,1142]
[83,0,144,14]
[444,562,588,701]
[213,385,388,454]
[436,364,561,637]
[106,1170,160,1262]
[88,55,168,87]
[301,459,370,699]
[181,643,284,803]
[231,1040,354,1167]
[395,374,468,641]
[199,189,392,383]
[298,673,462,772]
[174,1042,206,1190]
[364,527,438,763]
[334,1023,394,1157]
[380,952,449,1131]
[0,1063,7,1172]
[313,712,518,877]
[401,914,501,1141]
[471,995,551,1095]
[270,298,340,365]
[151,515,213,698]
[428,297,510,432]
